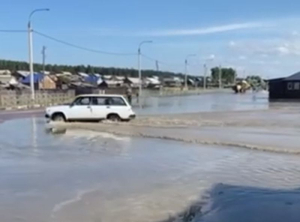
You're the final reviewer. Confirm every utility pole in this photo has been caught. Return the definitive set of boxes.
[203,64,207,90]
[184,54,196,89]
[42,46,46,74]
[28,20,34,99]
[219,65,222,89]
[184,59,188,89]
[138,40,152,99]
[156,60,163,95]
[28,8,50,100]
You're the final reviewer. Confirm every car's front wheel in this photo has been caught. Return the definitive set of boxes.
[52,113,66,122]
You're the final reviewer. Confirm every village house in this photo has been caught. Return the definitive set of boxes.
[84,74,100,86]
[100,75,123,88]
[0,70,11,75]
[12,70,30,80]
[0,70,18,88]
[144,77,161,89]
[163,76,183,87]
[77,72,89,78]
[124,77,140,88]
[21,73,56,90]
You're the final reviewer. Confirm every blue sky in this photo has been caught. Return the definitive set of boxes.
[1,0,300,77]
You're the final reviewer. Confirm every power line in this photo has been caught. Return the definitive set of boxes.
[33,30,137,56]
[141,53,182,67]
[0,30,27,33]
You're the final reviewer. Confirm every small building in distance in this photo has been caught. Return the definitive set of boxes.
[21,73,56,90]
[162,76,183,87]
[0,70,19,88]
[84,74,100,86]
[144,77,161,89]
[124,77,140,88]
[269,71,300,100]
[13,70,30,80]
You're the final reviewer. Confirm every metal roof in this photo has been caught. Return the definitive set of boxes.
[284,72,300,81]
[21,73,44,84]
[16,70,30,77]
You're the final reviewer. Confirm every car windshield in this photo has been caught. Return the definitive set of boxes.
[1,1,299,222]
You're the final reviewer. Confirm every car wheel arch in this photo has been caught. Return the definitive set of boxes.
[107,113,121,120]
[51,112,67,121]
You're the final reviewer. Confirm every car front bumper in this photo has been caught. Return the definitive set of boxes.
[129,114,136,119]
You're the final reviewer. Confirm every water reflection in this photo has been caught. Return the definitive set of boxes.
[135,92,269,115]
[46,125,131,142]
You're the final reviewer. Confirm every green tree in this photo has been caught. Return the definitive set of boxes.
[0,59,186,77]
[211,67,236,84]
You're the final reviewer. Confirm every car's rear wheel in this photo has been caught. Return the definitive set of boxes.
[52,113,66,122]
[107,114,121,122]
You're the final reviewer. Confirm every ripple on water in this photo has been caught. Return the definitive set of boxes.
[1,118,300,222]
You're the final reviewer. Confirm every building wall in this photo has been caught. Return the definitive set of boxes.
[39,76,56,89]
[269,78,285,99]
[284,81,300,99]
[269,79,300,100]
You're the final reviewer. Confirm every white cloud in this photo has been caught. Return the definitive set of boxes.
[229,38,300,57]
[139,22,267,37]
[229,41,236,47]
[292,31,299,36]
[238,55,247,60]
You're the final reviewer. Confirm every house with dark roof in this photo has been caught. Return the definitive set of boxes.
[269,71,300,100]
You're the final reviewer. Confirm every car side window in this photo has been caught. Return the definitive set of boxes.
[73,97,91,106]
[91,97,107,105]
[111,97,126,106]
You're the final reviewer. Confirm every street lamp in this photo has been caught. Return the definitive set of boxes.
[138,40,152,98]
[184,54,196,89]
[203,54,215,90]
[28,8,49,100]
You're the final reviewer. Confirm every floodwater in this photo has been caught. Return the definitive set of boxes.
[135,90,269,115]
[1,92,300,222]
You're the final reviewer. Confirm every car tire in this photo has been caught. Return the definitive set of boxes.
[52,113,66,122]
[107,114,121,122]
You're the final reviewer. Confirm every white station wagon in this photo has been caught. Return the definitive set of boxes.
[45,94,136,122]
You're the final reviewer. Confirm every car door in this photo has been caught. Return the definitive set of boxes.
[90,97,109,120]
[108,96,129,119]
[68,96,93,120]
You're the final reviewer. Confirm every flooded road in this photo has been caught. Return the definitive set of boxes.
[135,90,269,115]
[2,92,300,222]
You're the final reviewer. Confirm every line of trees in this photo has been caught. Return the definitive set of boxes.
[0,59,246,85]
[0,59,183,78]
[211,67,236,84]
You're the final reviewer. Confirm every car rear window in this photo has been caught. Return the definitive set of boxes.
[110,97,126,106]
